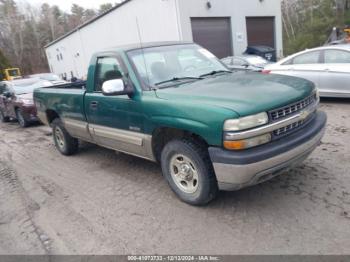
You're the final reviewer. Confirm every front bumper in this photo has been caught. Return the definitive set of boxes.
[209,111,327,191]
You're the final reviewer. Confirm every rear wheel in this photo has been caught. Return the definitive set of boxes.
[0,109,10,123]
[16,109,29,128]
[161,138,218,205]
[52,118,79,156]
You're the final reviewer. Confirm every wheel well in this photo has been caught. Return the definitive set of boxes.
[46,110,59,124]
[152,127,208,162]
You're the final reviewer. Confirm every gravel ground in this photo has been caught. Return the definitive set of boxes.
[0,99,349,255]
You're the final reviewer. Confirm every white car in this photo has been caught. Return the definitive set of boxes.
[221,55,271,71]
[264,45,350,97]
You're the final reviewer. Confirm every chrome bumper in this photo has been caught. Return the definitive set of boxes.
[210,111,326,191]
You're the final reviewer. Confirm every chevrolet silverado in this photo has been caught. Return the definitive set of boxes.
[34,42,327,205]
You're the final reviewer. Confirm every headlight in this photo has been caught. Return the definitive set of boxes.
[224,133,271,150]
[21,99,34,105]
[224,112,268,131]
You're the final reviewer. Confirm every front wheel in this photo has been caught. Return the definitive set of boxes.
[161,138,218,205]
[52,118,79,156]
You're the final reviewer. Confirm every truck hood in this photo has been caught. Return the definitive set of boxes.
[155,72,315,117]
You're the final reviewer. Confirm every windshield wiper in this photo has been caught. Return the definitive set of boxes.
[155,76,203,87]
[200,70,232,78]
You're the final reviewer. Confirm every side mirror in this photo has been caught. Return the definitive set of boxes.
[101,79,133,96]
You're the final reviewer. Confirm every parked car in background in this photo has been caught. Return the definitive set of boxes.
[0,79,52,127]
[221,55,270,71]
[34,42,326,205]
[29,73,66,85]
[244,45,277,62]
[264,45,350,98]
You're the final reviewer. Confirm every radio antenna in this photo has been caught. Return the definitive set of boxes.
[135,17,152,90]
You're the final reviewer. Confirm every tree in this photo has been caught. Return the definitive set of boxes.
[68,4,85,28]
[84,8,97,21]
[99,3,114,14]
[0,1,116,74]
[0,49,11,70]
[0,0,25,68]
[282,0,350,55]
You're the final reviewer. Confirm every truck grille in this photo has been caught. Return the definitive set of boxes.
[273,120,305,136]
[272,111,316,138]
[269,93,317,121]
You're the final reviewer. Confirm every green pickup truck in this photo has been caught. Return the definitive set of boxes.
[34,42,327,205]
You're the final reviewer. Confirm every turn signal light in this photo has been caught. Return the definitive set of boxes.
[224,140,246,150]
[224,133,271,150]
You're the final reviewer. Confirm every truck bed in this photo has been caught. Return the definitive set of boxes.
[34,82,87,125]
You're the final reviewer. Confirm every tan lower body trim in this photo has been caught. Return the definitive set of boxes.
[63,118,155,161]
[63,118,93,142]
[37,111,49,125]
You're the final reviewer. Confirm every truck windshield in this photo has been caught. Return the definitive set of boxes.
[127,44,229,88]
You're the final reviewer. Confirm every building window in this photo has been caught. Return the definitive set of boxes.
[60,53,63,60]
[57,54,60,61]
[70,71,74,78]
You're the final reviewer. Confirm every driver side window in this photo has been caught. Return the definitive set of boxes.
[95,57,124,92]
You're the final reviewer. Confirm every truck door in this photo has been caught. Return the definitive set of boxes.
[84,55,148,157]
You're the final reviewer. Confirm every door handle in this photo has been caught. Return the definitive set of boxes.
[90,101,98,109]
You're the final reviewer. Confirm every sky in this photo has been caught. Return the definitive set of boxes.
[17,0,121,12]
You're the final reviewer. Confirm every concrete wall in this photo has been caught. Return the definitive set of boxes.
[46,0,181,79]
[176,0,283,58]
[45,0,282,79]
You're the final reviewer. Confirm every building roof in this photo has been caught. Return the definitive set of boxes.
[44,0,133,49]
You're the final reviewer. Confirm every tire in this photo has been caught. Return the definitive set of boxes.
[161,138,218,205]
[51,118,79,156]
[0,109,10,123]
[16,108,29,128]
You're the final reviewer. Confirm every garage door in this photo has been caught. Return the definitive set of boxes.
[191,17,232,58]
[246,17,275,48]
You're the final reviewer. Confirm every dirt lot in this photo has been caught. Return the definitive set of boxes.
[0,99,349,255]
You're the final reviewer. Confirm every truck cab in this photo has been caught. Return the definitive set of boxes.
[34,42,327,205]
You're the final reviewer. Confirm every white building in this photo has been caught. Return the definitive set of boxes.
[45,0,283,80]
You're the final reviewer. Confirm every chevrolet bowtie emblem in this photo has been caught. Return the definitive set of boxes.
[300,110,310,120]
